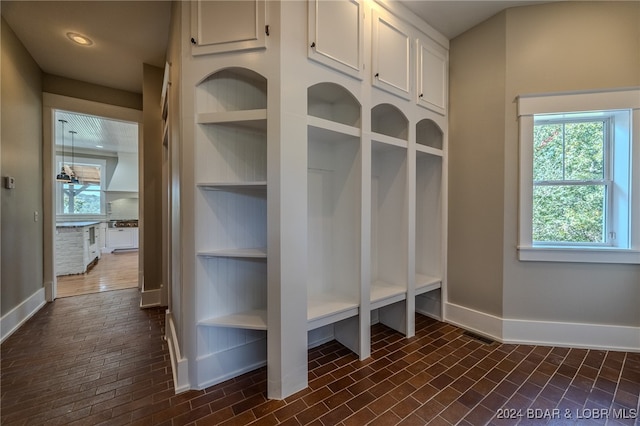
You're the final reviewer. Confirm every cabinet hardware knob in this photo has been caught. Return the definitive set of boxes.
[265,25,270,36]
[311,42,316,48]
[419,93,424,98]
[190,37,197,45]
[375,73,379,78]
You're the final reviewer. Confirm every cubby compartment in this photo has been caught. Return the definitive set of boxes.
[307,83,361,334]
[194,67,269,388]
[197,257,268,329]
[307,134,360,329]
[195,124,267,185]
[415,151,443,313]
[370,141,408,311]
[196,188,267,255]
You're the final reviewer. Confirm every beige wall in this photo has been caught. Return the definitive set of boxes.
[502,2,640,326]
[1,18,44,315]
[449,2,640,328]
[448,12,506,317]
[43,74,142,110]
[141,64,164,292]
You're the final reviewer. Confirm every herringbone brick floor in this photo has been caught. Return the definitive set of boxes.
[1,288,638,425]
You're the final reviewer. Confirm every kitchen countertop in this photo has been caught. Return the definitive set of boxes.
[56,221,102,228]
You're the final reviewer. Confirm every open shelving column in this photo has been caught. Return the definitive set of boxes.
[370,104,410,334]
[194,68,269,387]
[307,83,362,356]
[415,118,444,319]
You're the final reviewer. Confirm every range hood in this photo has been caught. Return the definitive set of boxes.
[107,152,139,192]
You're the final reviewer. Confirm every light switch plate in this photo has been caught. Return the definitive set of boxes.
[4,176,15,189]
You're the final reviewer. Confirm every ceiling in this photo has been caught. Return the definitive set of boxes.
[55,110,138,155]
[2,1,551,153]
[1,1,171,94]
[398,1,554,39]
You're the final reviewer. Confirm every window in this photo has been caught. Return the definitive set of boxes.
[56,157,106,216]
[517,88,640,264]
[533,115,610,245]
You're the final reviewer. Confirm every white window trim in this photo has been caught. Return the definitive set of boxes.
[517,88,640,264]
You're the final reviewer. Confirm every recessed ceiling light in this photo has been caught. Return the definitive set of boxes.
[96,145,104,148]
[66,32,93,46]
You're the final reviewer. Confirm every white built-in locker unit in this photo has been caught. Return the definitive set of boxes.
[169,0,449,399]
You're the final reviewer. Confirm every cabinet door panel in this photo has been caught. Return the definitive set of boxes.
[191,0,266,55]
[417,38,447,115]
[308,0,363,79]
[372,11,411,100]
[107,228,135,249]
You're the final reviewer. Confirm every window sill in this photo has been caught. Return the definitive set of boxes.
[518,245,640,264]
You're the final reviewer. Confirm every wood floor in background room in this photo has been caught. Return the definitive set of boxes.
[56,251,138,297]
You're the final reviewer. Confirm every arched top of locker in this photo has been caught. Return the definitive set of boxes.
[416,118,443,150]
[371,103,408,141]
[307,82,361,128]
[196,67,267,113]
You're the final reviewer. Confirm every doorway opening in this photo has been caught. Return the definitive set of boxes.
[52,109,140,298]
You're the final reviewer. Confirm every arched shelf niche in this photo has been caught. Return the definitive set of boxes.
[196,67,267,114]
[308,82,361,129]
[416,118,443,151]
[371,103,408,141]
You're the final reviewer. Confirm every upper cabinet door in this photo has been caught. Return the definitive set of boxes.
[191,0,266,55]
[417,37,448,115]
[308,0,364,79]
[371,10,412,100]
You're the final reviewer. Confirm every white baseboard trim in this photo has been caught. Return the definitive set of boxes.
[195,339,267,389]
[503,318,640,352]
[1,287,46,343]
[444,302,503,342]
[44,281,55,302]
[165,311,190,394]
[445,302,640,351]
[140,288,162,308]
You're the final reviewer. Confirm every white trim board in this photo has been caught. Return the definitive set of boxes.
[444,302,640,352]
[1,288,46,343]
[140,288,163,308]
[444,302,503,342]
[503,319,640,352]
[166,312,190,394]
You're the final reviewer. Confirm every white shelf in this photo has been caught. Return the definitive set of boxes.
[308,116,361,142]
[415,274,442,295]
[370,280,407,310]
[371,133,408,150]
[197,182,267,191]
[307,296,359,331]
[197,109,267,130]
[198,310,267,330]
[197,248,267,259]
[416,144,443,157]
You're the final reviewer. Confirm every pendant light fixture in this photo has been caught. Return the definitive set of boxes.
[68,130,80,184]
[56,119,72,182]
